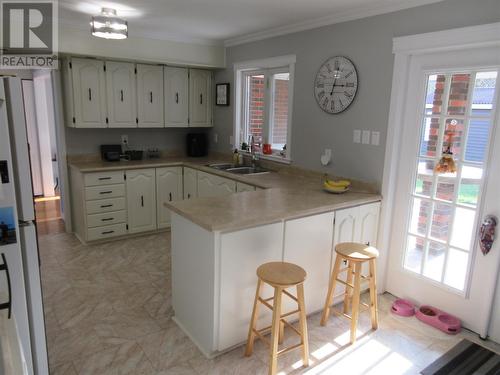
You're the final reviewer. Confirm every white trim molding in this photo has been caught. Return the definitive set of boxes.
[378,22,500,293]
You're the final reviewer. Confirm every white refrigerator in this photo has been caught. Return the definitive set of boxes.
[0,77,49,375]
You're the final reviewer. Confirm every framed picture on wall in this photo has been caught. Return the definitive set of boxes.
[216,83,230,106]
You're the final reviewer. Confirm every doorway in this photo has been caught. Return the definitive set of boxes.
[384,39,500,338]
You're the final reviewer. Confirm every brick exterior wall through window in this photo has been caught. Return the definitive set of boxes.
[272,76,289,146]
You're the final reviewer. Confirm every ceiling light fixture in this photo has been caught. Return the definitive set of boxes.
[91,8,128,40]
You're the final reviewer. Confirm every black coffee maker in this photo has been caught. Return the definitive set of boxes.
[186,133,208,157]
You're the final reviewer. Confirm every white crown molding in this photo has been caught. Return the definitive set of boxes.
[58,18,224,47]
[223,0,443,47]
[393,22,500,54]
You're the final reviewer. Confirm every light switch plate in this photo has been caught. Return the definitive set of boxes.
[362,130,371,145]
[353,130,361,144]
[121,134,128,146]
[371,131,380,146]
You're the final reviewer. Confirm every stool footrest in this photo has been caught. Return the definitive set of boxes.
[330,308,352,320]
[277,342,304,356]
[281,309,300,319]
[258,297,274,310]
[283,289,298,302]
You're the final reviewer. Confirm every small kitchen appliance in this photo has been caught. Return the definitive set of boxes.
[186,133,208,157]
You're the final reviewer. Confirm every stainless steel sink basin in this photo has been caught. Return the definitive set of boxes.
[226,166,270,175]
[206,163,235,170]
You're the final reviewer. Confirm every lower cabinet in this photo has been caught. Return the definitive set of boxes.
[156,167,183,229]
[236,182,256,192]
[183,167,198,199]
[197,171,236,198]
[126,168,157,233]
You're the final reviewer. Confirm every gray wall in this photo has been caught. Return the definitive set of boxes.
[212,0,499,186]
[65,127,207,156]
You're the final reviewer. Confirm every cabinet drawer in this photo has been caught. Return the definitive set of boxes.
[85,184,125,200]
[87,223,127,241]
[87,210,126,228]
[84,171,124,186]
[86,197,125,214]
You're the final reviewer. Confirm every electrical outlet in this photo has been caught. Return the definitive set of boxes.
[353,130,361,144]
[371,131,380,146]
[121,135,128,146]
[362,130,371,145]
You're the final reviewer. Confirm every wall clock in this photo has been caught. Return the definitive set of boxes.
[314,56,358,114]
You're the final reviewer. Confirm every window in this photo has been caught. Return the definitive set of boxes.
[234,55,295,161]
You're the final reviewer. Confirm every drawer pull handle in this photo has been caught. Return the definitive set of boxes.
[100,191,113,195]
[100,204,113,208]
[101,218,114,222]
[169,192,172,202]
[98,177,112,181]
[0,253,12,319]
[102,230,115,235]
[150,91,153,103]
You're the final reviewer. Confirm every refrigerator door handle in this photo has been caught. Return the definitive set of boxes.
[0,253,12,319]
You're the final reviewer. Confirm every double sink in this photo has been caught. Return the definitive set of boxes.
[207,163,270,175]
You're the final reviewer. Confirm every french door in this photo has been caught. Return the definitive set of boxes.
[386,45,500,336]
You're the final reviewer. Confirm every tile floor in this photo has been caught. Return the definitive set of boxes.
[39,231,500,375]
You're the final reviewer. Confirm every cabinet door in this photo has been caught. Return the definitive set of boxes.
[183,168,197,199]
[70,58,107,128]
[333,207,357,247]
[236,182,256,192]
[189,69,213,127]
[356,202,381,247]
[156,167,183,229]
[165,67,189,127]
[137,64,164,128]
[197,171,235,198]
[126,169,156,233]
[106,61,137,128]
[283,212,335,314]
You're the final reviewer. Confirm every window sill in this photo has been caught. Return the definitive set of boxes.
[239,150,292,165]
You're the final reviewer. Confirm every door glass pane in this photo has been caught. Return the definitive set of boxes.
[465,119,491,163]
[270,72,289,150]
[419,118,440,157]
[447,74,471,116]
[425,74,446,115]
[409,198,431,236]
[423,241,446,281]
[444,118,465,158]
[458,166,483,206]
[450,207,476,250]
[436,176,455,202]
[444,249,469,290]
[471,71,497,117]
[430,202,452,242]
[404,235,424,273]
[415,159,434,197]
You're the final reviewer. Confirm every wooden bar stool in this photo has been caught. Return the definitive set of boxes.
[321,242,379,344]
[245,262,309,375]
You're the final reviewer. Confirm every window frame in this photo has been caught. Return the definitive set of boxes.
[233,55,295,162]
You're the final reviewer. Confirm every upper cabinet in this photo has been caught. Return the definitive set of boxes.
[164,67,189,128]
[63,57,214,128]
[106,61,137,128]
[137,64,164,128]
[66,58,107,128]
[189,69,213,127]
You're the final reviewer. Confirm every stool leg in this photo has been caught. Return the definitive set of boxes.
[343,260,354,314]
[296,283,309,367]
[350,262,362,344]
[279,320,285,345]
[245,279,263,356]
[321,255,342,325]
[369,259,379,330]
[269,287,283,375]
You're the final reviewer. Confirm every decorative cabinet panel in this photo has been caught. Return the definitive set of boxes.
[126,169,157,233]
[106,61,137,128]
[137,64,164,128]
[156,167,183,229]
[236,182,256,192]
[197,171,236,198]
[189,69,213,127]
[183,168,197,199]
[67,58,107,128]
[165,67,189,127]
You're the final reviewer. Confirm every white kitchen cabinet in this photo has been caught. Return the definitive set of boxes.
[106,61,137,128]
[197,171,236,198]
[66,58,107,128]
[165,67,189,127]
[137,64,164,128]
[236,182,256,192]
[126,169,157,233]
[156,167,183,229]
[283,212,335,314]
[189,69,213,127]
[183,167,198,199]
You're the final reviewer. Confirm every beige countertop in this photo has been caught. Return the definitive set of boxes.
[70,156,381,232]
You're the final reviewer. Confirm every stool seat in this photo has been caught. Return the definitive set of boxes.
[335,242,379,260]
[257,262,306,287]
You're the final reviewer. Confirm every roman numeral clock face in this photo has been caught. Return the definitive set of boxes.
[314,56,358,114]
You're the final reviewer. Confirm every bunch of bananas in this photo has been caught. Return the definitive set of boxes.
[323,178,351,193]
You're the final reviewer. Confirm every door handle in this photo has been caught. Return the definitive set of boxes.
[169,192,172,202]
[480,215,497,255]
[0,253,12,319]
[200,93,203,105]
[141,195,144,207]
[88,88,92,101]
[150,91,153,103]
[175,92,179,104]
[120,90,124,102]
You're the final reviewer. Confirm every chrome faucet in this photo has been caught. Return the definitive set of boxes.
[249,135,259,168]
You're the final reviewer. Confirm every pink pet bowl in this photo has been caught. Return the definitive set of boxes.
[391,299,415,317]
[415,305,461,335]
